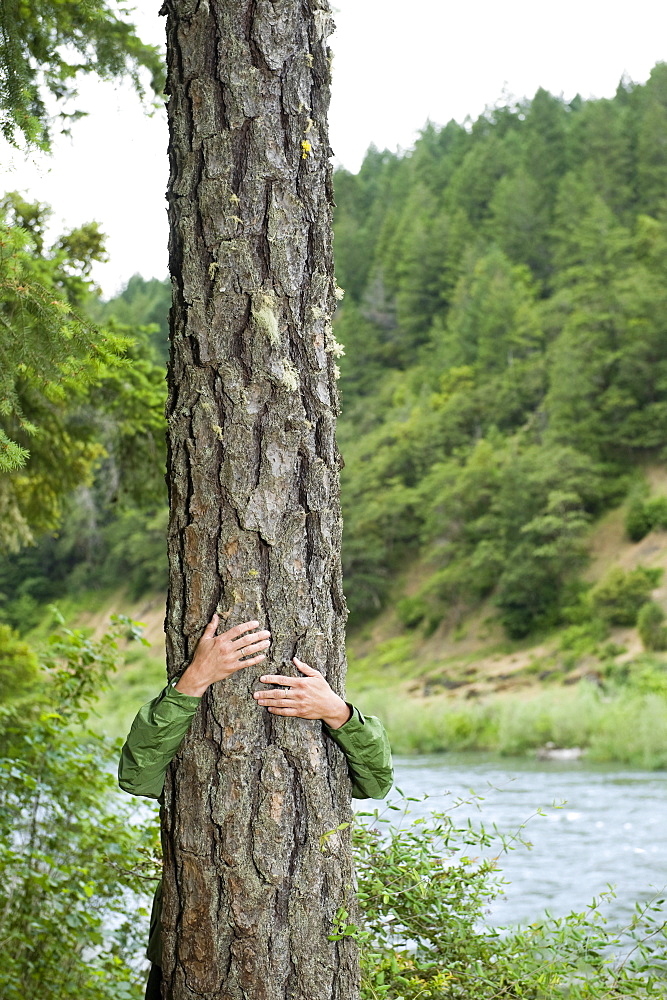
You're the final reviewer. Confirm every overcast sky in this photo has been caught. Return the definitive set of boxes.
[5,0,667,297]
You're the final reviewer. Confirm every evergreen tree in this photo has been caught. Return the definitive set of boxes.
[0,198,127,547]
[636,64,667,216]
[0,0,164,147]
[439,246,542,372]
[488,168,551,280]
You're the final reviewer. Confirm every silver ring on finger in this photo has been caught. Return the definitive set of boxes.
[239,647,246,657]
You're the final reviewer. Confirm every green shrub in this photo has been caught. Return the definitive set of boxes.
[645,496,667,530]
[0,617,154,1000]
[625,496,667,542]
[352,795,667,999]
[0,623,40,703]
[558,618,608,657]
[396,596,427,629]
[630,662,667,697]
[496,562,561,638]
[625,499,653,542]
[638,601,667,651]
[591,566,662,625]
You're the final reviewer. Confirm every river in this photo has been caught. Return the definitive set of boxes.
[381,753,667,929]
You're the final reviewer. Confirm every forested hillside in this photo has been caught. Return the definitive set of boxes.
[4,67,667,656]
[333,64,667,641]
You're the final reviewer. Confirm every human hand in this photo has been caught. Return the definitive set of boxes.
[253,657,351,729]
[175,614,271,697]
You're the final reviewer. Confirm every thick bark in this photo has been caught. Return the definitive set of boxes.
[161,1,356,998]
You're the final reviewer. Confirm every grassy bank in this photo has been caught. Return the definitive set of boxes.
[94,637,667,770]
[349,681,667,767]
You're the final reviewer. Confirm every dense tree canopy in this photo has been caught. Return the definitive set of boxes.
[333,64,667,634]
[0,196,166,560]
[0,195,128,546]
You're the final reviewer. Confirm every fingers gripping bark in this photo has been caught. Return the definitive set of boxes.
[175,615,271,697]
[253,657,351,729]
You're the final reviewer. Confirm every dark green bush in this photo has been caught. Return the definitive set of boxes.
[645,496,667,531]
[496,558,562,638]
[638,601,667,651]
[625,497,667,542]
[591,566,662,626]
[396,596,428,629]
[626,499,653,542]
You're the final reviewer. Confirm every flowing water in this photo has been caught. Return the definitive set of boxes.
[383,753,667,928]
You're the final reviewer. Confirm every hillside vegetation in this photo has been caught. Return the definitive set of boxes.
[4,68,667,760]
[334,64,667,638]
[25,484,667,767]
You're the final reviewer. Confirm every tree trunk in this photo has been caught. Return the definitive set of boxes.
[160,1,356,998]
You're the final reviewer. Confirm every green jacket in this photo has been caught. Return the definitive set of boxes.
[118,679,393,965]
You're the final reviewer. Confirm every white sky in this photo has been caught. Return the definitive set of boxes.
[4,0,667,297]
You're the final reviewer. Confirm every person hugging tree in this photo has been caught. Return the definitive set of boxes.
[118,615,393,1000]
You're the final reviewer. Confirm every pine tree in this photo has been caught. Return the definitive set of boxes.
[161,1,357,997]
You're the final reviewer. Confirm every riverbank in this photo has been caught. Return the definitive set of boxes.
[350,682,667,767]
[90,631,667,769]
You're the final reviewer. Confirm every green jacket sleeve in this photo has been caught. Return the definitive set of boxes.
[324,705,393,799]
[119,687,392,803]
[118,681,201,800]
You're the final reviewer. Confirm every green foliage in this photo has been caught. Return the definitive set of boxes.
[625,496,667,542]
[0,196,167,593]
[0,212,121,459]
[352,796,667,998]
[644,497,667,531]
[417,442,606,637]
[90,275,171,362]
[0,0,164,148]
[591,566,662,626]
[0,622,40,702]
[637,601,667,651]
[0,616,155,999]
[558,617,609,659]
[0,504,168,633]
[546,203,667,460]
[101,507,169,597]
[438,245,542,372]
[330,69,667,640]
[626,499,655,542]
[0,199,132,547]
[396,595,428,629]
